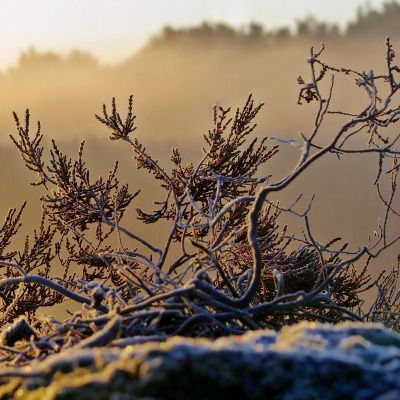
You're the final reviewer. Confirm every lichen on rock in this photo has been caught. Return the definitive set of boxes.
[0,321,400,399]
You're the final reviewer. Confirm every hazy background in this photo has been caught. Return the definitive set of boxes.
[2,1,400,299]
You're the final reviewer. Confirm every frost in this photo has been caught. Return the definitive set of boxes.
[1,322,400,399]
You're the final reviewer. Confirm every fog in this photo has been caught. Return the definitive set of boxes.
[1,16,400,306]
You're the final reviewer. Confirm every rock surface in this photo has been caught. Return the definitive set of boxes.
[1,321,400,399]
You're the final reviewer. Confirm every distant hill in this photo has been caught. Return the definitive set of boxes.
[1,1,400,147]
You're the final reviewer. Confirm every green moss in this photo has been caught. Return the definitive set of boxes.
[2,323,400,399]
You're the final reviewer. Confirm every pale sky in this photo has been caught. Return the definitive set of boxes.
[0,0,388,70]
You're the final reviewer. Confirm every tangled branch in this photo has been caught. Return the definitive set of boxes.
[1,39,400,371]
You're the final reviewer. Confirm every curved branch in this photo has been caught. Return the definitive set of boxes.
[0,275,109,313]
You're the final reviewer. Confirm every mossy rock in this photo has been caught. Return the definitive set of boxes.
[1,322,400,399]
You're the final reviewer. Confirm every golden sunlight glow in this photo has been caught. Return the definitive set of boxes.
[1,0,387,70]
[0,0,398,293]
